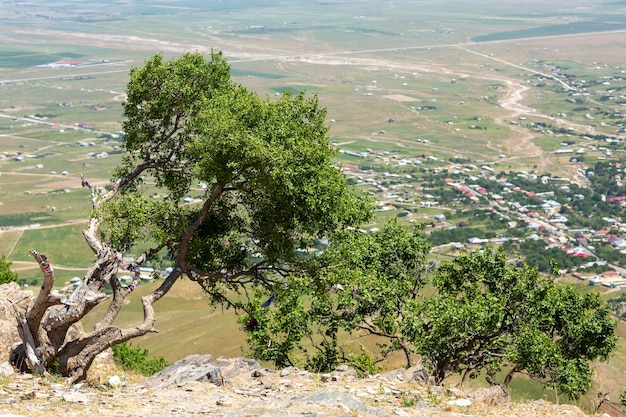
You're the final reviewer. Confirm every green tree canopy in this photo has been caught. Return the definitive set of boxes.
[0,255,18,285]
[415,249,616,398]
[244,227,617,399]
[14,51,372,382]
[243,221,431,373]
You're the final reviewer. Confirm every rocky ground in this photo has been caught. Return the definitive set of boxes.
[0,283,612,417]
[0,354,600,417]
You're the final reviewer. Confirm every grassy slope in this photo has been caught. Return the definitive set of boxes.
[81,279,247,362]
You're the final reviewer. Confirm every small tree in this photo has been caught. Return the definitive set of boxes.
[243,221,431,372]
[0,255,18,285]
[13,51,370,382]
[413,249,617,398]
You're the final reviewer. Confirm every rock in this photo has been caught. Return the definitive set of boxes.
[381,368,405,381]
[299,389,389,417]
[279,366,295,377]
[87,348,117,385]
[403,364,429,384]
[19,391,36,401]
[0,283,34,363]
[467,385,508,407]
[0,362,15,377]
[551,404,586,416]
[33,392,49,400]
[380,364,429,385]
[107,375,121,387]
[0,354,600,417]
[62,391,89,404]
[145,355,265,389]
[145,354,221,388]
[414,401,429,409]
[447,398,472,407]
[216,398,232,407]
[212,356,260,382]
[334,364,358,378]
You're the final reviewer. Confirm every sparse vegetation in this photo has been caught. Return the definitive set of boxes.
[112,342,168,376]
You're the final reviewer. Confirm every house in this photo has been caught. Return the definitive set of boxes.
[549,215,568,224]
[601,270,620,278]
[611,239,626,249]
[567,247,590,258]
[468,237,488,244]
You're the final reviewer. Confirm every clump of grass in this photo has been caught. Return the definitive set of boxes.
[399,389,419,407]
[0,376,12,387]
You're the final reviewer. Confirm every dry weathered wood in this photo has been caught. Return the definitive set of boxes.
[11,174,185,382]
[11,303,44,375]
[27,250,64,336]
[12,250,65,373]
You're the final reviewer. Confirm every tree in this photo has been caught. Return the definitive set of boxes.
[244,233,617,399]
[0,255,18,285]
[412,249,617,398]
[242,221,431,373]
[12,51,370,382]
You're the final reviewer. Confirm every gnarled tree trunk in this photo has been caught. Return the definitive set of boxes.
[11,176,182,383]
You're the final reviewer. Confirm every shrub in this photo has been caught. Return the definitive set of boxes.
[111,342,168,376]
[0,256,17,285]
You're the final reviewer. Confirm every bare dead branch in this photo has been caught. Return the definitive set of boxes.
[26,250,63,343]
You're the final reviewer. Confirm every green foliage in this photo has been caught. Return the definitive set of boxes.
[607,293,626,320]
[347,346,380,378]
[399,390,419,407]
[0,255,18,285]
[414,249,617,399]
[507,239,594,273]
[99,51,371,300]
[111,342,168,376]
[0,212,56,227]
[244,225,617,399]
[243,220,431,372]
[620,389,626,406]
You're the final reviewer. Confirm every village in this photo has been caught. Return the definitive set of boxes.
[336,142,626,290]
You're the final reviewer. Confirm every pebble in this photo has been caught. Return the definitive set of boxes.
[62,392,89,404]
[447,398,472,407]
